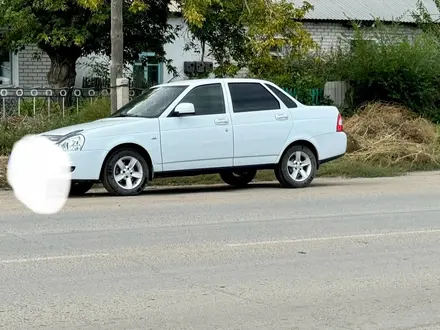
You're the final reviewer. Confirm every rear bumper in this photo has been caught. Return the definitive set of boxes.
[313,131,347,162]
[67,150,107,181]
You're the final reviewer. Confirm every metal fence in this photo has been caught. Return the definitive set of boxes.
[0,87,147,119]
[281,87,326,105]
[0,85,327,120]
[82,77,155,90]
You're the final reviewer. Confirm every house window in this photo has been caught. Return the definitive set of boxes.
[0,51,12,85]
[133,52,163,89]
[269,46,283,58]
[269,35,287,58]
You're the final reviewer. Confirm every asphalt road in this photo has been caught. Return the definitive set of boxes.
[1,173,440,330]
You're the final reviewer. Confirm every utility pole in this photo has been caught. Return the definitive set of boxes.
[110,0,123,114]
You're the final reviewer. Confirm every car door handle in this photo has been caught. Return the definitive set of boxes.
[215,118,229,125]
[275,113,289,121]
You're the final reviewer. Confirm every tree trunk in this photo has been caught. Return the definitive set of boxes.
[47,55,79,89]
[201,40,206,62]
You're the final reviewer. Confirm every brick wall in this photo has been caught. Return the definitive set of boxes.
[304,21,420,51]
[304,21,352,51]
[18,45,51,87]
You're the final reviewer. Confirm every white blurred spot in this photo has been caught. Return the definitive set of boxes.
[7,135,71,214]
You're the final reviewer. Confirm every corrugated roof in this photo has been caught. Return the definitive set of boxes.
[290,0,440,23]
[168,0,440,23]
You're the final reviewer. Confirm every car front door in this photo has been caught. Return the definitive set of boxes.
[226,82,294,166]
[159,83,233,171]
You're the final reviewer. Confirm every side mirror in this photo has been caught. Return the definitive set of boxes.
[174,103,195,115]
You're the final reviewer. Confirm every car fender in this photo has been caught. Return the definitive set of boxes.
[86,133,163,173]
[276,134,320,164]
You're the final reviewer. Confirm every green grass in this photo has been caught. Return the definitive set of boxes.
[316,159,406,178]
[150,159,407,187]
[0,157,412,190]
[0,98,110,155]
[1,99,439,189]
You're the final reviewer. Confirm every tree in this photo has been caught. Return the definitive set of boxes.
[182,0,315,78]
[0,0,315,88]
[0,0,177,88]
[244,0,316,81]
[413,0,440,40]
[184,0,248,77]
[413,0,440,23]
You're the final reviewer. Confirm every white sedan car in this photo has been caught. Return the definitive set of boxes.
[42,78,347,196]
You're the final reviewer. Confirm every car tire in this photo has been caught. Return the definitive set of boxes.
[69,181,94,196]
[219,169,257,187]
[101,149,149,196]
[274,167,283,184]
[275,145,317,188]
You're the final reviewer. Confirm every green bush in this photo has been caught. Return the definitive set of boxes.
[248,52,331,94]
[245,40,338,105]
[0,97,110,155]
[328,23,440,121]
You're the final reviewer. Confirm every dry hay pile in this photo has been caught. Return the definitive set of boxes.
[344,103,440,167]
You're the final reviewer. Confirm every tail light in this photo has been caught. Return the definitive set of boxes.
[336,113,344,132]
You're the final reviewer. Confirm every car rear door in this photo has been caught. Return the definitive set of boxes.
[226,82,294,166]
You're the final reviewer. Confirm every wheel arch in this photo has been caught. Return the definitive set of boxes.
[99,143,154,181]
[278,139,320,168]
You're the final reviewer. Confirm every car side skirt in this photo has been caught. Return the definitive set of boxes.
[72,154,345,183]
[153,164,276,179]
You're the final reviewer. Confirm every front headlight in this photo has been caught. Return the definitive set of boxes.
[58,134,85,151]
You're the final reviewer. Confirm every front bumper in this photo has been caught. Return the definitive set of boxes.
[67,150,107,181]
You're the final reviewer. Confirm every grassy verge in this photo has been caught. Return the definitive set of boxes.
[0,98,110,155]
[0,156,412,190]
[1,101,440,190]
[151,159,408,187]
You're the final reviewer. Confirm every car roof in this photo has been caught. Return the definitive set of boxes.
[154,78,275,88]
[151,77,304,107]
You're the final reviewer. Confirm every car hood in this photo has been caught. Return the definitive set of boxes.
[41,117,146,141]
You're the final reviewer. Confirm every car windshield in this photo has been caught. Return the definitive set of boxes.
[111,85,189,118]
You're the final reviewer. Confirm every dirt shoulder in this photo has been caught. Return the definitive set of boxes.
[0,154,413,190]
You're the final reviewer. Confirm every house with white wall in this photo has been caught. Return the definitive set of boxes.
[1,0,438,88]
[295,0,439,50]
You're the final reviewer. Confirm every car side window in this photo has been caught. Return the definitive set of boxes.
[228,83,280,113]
[176,83,225,116]
[265,84,298,108]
